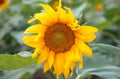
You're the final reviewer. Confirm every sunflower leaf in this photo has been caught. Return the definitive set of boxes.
[0,65,36,79]
[0,52,37,70]
[76,66,120,79]
[90,43,120,55]
[74,49,120,79]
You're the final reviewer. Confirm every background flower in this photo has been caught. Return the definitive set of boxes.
[0,0,9,10]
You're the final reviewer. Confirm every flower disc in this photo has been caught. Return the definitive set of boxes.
[44,23,75,53]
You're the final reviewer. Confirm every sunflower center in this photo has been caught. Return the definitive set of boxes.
[44,23,75,53]
[0,0,4,4]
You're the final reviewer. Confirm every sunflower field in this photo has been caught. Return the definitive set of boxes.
[0,0,120,79]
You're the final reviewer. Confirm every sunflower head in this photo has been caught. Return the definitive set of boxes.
[44,23,75,53]
[23,0,98,78]
[0,0,8,10]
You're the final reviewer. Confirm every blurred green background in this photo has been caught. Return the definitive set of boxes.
[0,0,120,79]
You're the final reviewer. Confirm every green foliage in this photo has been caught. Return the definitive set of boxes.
[0,52,37,70]
[76,57,120,79]
[77,66,120,79]
[0,65,37,79]
[90,44,120,55]
[19,72,32,79]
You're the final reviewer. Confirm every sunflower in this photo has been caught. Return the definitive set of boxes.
[95,3,103,11]
[23,0,98,78]
[0,0,8,10]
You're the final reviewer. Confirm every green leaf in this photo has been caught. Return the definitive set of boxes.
[75,53,120,79]
[83,53,110,68]
[90,43,120,55]
[0,64,37,79]
[74,46,120,79]
[96,20,112,30]
[0,52,37,70]
[77,66,120,79]
[19,72,32,79]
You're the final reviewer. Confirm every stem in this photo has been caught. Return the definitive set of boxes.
[57,76,59,79]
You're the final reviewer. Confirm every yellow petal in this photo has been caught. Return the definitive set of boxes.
[64,62,75,78]
[63,68,69,78]
[78,52,83,69]
[35,37,45,48]
[40,4,56,16]
[58,7,74,24]
[70,48,83,69]
[28,4,58,25]
[37,46,49,64]
[23,35,45,49]
[44,61,50,72]
[24,24,47,34]
[70,62,75,77]
[57,0,62,9]
[34,13,56,26]
[32,48,41,58]
[64,60,71,71]
[64,50,75,72]
[64,7,74,23]
[23,36,38,48]
[34,34,44,42]
[75,40,92,57]
[28,18,36,24]
[40,4,58,22]
[70,62,75,71]
[76,26,98,34]
[47,51,55,69]
[74,46,81,61]
[65,49,76,63]
[54,53,65,75]
[75,33,96,42]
